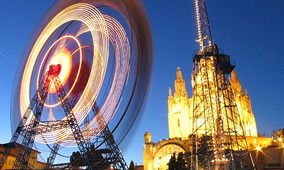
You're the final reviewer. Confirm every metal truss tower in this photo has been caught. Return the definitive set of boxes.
[190,0,255,169]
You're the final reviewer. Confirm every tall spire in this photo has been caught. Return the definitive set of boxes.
[230,70,243,95]
[244,88,248,96]
[174,67,188,98]
[168,67,191,139]
[176,67,183,81]
[231,70,238,82]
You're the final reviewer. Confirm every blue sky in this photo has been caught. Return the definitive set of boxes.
[0,0,284,165]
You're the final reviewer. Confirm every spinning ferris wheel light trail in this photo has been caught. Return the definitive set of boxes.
[0,0,152,169]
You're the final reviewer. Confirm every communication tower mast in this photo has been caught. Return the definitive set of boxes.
[191,0,255,169]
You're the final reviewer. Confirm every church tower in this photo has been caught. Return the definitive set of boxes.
[230,70,258,136]
[168,68,257,139]
[143,67,270,170]
[168,67,192,139]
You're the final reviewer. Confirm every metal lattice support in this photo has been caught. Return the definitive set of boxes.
[32,120,70,135]
[47,142,61,167]
[13,73,52,169]
[51,73,92,168]
[90,102,128,169]
[195,0,213,52]
[191,0,255,169]
[0,92,38,169]
[47,98,78,167]
[43,94,127,169]
[218,74,255,169]
[191,54,227,169]
[190,51,255,169]
[0,68,94,169]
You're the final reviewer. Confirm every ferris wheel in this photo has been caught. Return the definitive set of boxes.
[0,0,152,169]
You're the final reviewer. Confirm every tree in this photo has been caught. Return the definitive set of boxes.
[168,152,189,170]
[272,128,284,146]
[273,128,284,138]
[198,135,213,169]
[129,160,135,170]
[176,152,186,170]
[70,151,84,168]
[168,153,176,170]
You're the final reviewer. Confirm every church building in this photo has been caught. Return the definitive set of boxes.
[143,67,273,170]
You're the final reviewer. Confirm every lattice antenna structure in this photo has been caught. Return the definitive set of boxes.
[194,0,213,53]
[191,0,255,169]
[0,65,93,169]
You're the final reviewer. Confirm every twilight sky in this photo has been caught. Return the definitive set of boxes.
[0,0,283,165]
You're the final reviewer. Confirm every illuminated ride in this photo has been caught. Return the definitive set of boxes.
[0,0,152,169]
[191,0,255,169]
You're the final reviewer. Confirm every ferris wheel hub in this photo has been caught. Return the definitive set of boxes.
[49,64,62,76]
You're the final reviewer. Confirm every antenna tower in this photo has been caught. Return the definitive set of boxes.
[191,0,255,169]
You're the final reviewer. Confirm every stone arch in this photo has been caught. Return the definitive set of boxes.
[153,142,186,170]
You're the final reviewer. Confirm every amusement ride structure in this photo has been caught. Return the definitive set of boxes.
[191,0,255,169]
[0,0,152,169]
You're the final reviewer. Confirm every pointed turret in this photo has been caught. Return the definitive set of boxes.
[168,87,173,102]
[230,70,243,95]
[176,67,183,81]
[230,71,257,136]
[168,67,191,139]
[244,88,253,113]
[231,70,238,82]
[174,67,188,98]
[244,88,248,96]
[144,131,151,143]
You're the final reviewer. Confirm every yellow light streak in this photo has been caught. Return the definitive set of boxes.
[18,3,131,145]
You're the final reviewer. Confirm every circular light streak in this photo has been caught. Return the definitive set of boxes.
[11,0,152,150]
[36,35,82,107]
[46,48,72,93]
[22,3,130,144]
[18,3,109,144]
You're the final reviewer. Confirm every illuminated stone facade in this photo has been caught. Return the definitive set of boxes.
[143,131,190,170]
[168,67,192,139]
[143,67,274,170]
[230,71,258,137]
[168,67,258,138]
